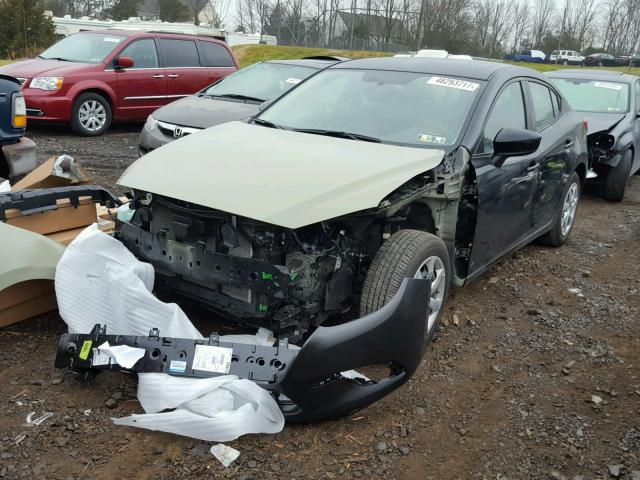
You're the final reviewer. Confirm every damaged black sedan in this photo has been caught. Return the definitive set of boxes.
[547,70,640,201]
[105,59,587,419]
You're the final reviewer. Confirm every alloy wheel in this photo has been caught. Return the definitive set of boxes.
[78,100,107,132]
[414,256,446,333]
[561,182,579,237]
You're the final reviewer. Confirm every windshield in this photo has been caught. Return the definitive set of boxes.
[203,62,317,102]
[257,68,482,147]
[39,33,127,63]
[551,78,629,113]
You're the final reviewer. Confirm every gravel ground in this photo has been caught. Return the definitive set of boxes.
[0,125,639,480]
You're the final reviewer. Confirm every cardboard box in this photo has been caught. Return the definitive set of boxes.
[5,197,98,235]
[11,155,91,191]
[0,280,57,328]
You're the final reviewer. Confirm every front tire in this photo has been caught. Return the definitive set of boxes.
[539,171,581,247]
[562,60,569,66]
[360,229,450,342]
[71,92,112,136]
[603,149,632,202]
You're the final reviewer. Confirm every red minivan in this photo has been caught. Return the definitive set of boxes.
[0,30,238,136]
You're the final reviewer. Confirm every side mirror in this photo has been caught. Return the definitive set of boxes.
[258,99,274,112]
[115,56,134,69]
[493,128,542,162]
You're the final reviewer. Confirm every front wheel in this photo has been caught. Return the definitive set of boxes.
[539,171,581,247]
[562,59,569,66]
[603,149,632,202]
[360,229,451,342]
[71,92,112,136]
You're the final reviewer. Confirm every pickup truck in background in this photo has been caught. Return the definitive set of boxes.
[0,74,36,184]
[504,50,547,63]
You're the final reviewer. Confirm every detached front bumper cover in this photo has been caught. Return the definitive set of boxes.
[55,278,429,422]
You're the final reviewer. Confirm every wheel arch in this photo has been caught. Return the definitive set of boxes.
[574,157,587,184]
[74,88,114,112]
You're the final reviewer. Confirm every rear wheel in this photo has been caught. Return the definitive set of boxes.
[539,171,581,247]
[598,61,604,67]
[71,92,112,136]
[360,229,450,342]
[603,149,632,202]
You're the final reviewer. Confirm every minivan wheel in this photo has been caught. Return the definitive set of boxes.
[71,92,112,136]
[603,149,632,202]
[360,229,450,342]
[562,59,569,66]
[539,171,581,247]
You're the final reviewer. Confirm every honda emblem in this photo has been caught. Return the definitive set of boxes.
[173,127,183,138]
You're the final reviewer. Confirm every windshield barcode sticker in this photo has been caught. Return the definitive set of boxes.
[418,134,447,144]
[593,81,623,91]
[427,76,479,91]
[103,37,123,43]
[285,78,301,84]
[192,345,233,374]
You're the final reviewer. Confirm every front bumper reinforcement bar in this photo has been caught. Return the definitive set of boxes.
[55,278,429,422]
[0,185,121,221]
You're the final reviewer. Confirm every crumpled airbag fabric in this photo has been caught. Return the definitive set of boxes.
[55,224,284,440]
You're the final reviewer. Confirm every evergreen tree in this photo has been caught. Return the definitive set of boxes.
[0,0,56,58]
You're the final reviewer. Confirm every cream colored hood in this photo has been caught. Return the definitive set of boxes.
[119,122,445,229]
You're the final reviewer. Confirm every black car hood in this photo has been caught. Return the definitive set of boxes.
[153,95,260,129]
[584,112,626,135]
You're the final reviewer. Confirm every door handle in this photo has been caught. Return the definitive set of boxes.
[527,161,539,172]
[152,74,164,78]
[564,139,574,148]
[167,74,180,78]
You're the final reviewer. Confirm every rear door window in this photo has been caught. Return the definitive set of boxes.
[199,41,235,67]
[119,38,159,68]
[529,82,555,131]
[159,38,200,67]
[482,82,526,154]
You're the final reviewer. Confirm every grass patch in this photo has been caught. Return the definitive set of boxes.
[231,44,393,68]
[507,61,640,75]
[0,59,14,67]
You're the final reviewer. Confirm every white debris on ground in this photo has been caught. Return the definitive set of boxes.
[54,224,285,442]
[209,443,241,467]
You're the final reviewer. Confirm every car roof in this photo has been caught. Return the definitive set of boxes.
[330,57,545,81]
[266,59,342,69]
[545,69,637,83]
[78,28,225,42]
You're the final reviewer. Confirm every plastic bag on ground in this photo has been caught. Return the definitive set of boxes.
[55,224,285,441]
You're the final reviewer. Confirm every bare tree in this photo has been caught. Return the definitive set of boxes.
[511,0,529,51]
[530,0,553,46]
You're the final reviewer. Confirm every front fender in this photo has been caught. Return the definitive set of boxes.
[67,80,117,109]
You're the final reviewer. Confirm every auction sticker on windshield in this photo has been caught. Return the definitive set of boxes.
[103,37,123,43]
[418,134,447,144]
[286,78,302,84]
[593,81,623,91]
[427,76,479,91]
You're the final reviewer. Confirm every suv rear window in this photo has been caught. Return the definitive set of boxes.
[199,41,235,67]
[159,38,200,67]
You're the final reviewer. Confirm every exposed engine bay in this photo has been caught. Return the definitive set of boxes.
[117,150,473,341]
